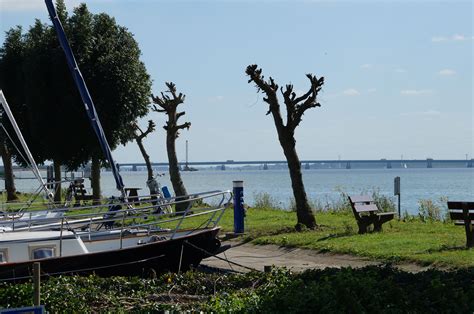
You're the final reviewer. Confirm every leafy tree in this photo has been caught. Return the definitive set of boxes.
[151,82,191,212]
[246,65,324,229]
[0,26,26,201]
[1,1,152,201]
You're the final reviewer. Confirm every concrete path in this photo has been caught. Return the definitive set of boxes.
[200,241,431,273]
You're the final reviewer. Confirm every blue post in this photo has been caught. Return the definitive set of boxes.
[233,180,245,234]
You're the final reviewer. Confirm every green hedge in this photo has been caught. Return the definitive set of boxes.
[1,266,473,313]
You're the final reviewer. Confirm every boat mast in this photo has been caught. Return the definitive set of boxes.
[185,140,189,170]
[0,90,55,203]
[45,0,126,197]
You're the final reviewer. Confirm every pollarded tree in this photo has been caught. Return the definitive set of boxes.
[132,120,158,198]
[246,65,324,230]
[151,82,190,212]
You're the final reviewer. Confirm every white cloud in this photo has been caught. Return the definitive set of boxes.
[209,95,224,103]
[438,69,456,76]
[452,34,466,41]
[400,89,433,96]
[0,0,84,11]
[432,34,472,43]
[431,36,447,42]
[343,88,360,96]
[401,110,441,117]
[360,64,372,69]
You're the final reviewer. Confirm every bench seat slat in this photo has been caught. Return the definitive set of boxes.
[447,201,474,210]
[454,220,474,225]
[449,210,474,221]
[349,195,374,203]
[354,204,379,213]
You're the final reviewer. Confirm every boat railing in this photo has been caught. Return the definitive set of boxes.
[3,190,233,247]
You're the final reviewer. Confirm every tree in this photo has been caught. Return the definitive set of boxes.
[1,1,152,201]
[133,120,158,198]
[246,65,324,230]
[151,82,191,212]
[0,26,25,202]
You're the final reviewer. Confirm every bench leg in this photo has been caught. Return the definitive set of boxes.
[463,218,473,248]
[357,222,369,234]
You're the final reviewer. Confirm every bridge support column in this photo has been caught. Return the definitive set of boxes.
[346,161,351,169]
[426,158,433,168]
[386,161,392,169]
[221,164,226,171]
[305,163,310,170]
[263,163,268,170]
[132,165,137,171]
[468,159,473,168]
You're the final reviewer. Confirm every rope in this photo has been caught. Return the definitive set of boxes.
[0,123,31,171]
[184,240,261,273]
[0,253,166,283]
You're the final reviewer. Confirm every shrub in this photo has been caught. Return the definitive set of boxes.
[418,199,442,221]
[253,192,282,209]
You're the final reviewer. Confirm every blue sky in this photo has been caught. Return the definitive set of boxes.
[1,0,472,163]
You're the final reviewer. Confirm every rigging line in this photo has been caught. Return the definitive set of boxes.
[0,123,32,171]
[0,253,167,282]
[183,240,261,273]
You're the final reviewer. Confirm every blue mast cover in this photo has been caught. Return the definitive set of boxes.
[45,0,125,193]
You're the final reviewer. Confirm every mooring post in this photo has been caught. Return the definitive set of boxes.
[233,180,245,234]
[33,262,41,306]
[394,176,401,219]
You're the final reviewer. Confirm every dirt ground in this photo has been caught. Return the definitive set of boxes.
[200,240,433,273]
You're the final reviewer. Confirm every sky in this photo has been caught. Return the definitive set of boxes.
[0,0,472,163]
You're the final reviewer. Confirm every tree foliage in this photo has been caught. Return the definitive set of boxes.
[0,0,152,172]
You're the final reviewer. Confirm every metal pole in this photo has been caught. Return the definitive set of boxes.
[33,262,41,306]
[394,176,401,219]
[233,181,244,234]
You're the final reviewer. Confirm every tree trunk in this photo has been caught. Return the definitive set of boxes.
[0,143,18,201]
[166,133,188,212]
[91,155,101,205]
[279,132,316,229]
[136,137,158,199]
[53,160,62,203]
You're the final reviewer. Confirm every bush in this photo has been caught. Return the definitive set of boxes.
[1,266,473,312]
[253,192,282,210]
[418,199,442,221]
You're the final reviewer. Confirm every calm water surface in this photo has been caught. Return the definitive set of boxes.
[10,168,473,215]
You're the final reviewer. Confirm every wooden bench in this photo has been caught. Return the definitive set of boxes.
[66,179,94,206]
[348,195,395,234]
[447,201,474,248]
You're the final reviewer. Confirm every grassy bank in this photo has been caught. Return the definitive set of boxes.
[181,205,473,268]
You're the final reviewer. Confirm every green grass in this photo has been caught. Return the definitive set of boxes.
[186,206,473,268]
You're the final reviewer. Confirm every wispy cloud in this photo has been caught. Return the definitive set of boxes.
[401,110,441,117]
[438,69,456,76]
[432,34,472,42]
[400,89,433,96]
[0,0,90,11]
[343,88,360,96]
[209,95,224,103]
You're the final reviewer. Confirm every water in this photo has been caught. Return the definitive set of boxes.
[8,168,474,215]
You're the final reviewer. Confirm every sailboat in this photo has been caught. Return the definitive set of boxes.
[0,0,230,281]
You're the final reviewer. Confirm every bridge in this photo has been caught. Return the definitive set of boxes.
[117,159,474,171]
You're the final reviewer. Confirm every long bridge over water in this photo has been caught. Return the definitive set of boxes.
[117,159,474,171]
